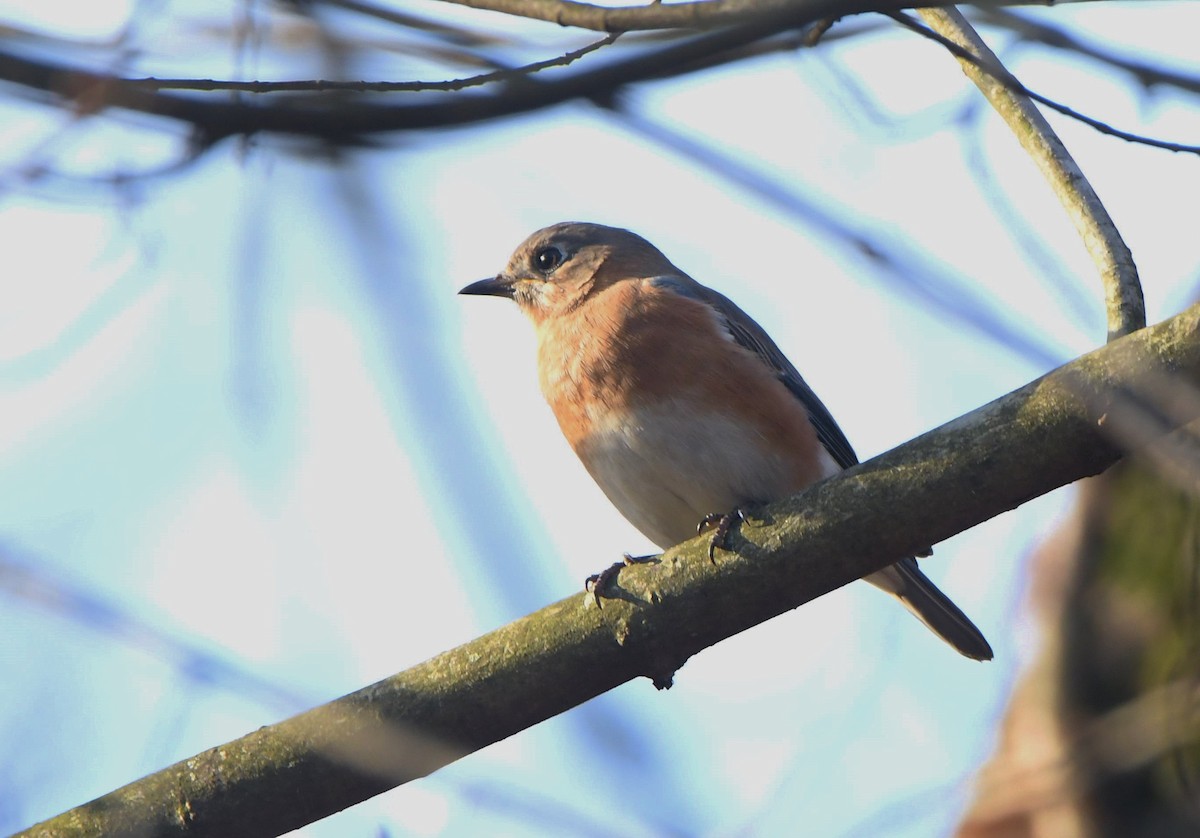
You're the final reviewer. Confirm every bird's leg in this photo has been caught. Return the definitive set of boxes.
[698,509,745,562]
[585,552,657,608]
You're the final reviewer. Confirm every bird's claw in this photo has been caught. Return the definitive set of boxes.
[584,552,657,608]
[697,509,744,562]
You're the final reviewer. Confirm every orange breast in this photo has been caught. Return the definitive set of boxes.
[534,280,832,498]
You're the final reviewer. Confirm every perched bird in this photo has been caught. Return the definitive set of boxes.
[461,222,992,661]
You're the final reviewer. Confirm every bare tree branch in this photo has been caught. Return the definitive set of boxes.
[0,1,1179,149]
[0,11,837,139]
[910,7,1145,340]
[415,0,1108,34]
[130,33,621,93]
[423,0,884,33]
[889,12,1200,155]
[978,7,1200,97]
[17,303,1200,838]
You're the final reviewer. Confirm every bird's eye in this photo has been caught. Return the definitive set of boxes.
[534,246,565,274]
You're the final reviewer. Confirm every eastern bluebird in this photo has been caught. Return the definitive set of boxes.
[461,222,992,661]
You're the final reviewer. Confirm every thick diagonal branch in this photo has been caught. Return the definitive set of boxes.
[19,303,1200,838]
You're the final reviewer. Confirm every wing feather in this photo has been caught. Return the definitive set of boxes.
[648,275,859,469]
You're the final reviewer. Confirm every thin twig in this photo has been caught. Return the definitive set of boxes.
[979,7,1200,97]
[132,33,621,93]
[893,12,1200,159]
[905,8,1147,341]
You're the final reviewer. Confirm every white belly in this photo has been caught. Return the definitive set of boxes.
[577,399,805,549]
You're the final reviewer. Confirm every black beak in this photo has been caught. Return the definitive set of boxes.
[459,275,516,298]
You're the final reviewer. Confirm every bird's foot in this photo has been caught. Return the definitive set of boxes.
[697,509,745,562]
[585,552,657,608]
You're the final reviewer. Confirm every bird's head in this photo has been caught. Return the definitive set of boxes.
[459,222,677,325]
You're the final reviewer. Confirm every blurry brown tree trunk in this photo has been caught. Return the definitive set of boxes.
[959,445,1200,837]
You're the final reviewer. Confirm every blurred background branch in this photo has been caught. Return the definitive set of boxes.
[0,0,1191,148]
